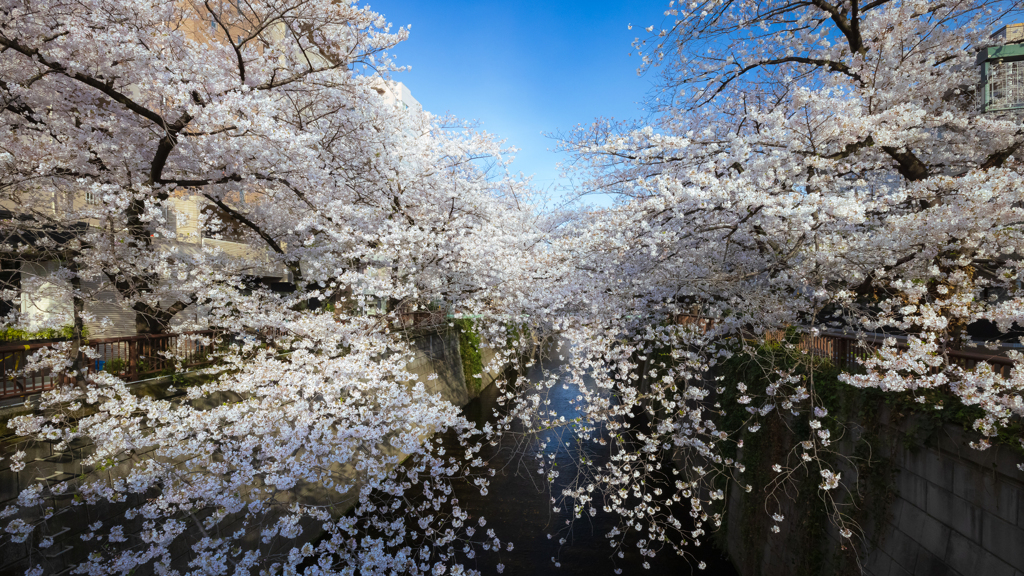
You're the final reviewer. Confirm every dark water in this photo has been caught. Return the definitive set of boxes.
[422,351,740,575]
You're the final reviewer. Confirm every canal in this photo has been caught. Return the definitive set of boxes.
[418,344,740,575]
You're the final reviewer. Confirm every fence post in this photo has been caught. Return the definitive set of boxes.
[128,338,139,381]
[834,336,849,370]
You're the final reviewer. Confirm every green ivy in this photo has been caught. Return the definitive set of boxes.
[504,320,530,351]
[716,338,897,576]
[454,318,483,396]
[883,386,1024,456]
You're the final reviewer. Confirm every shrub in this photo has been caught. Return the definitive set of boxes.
[0,324,89,342]
[103,358,128,376]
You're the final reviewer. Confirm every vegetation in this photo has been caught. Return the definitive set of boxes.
[0,324,88,343]
[454,318,483,396]
[102,357,127,376]
[716,338,899,576]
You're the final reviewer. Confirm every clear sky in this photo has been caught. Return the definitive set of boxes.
[374,1,671,204]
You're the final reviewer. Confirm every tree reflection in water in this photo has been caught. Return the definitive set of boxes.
[412,342,740,575]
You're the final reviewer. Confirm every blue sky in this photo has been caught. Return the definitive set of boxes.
[375,1,671,204]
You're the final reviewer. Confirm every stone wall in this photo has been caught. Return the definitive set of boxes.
[0,328,479,574]
[479,345,502,393]
[721,405,1024,576]
[860,410,1024,576]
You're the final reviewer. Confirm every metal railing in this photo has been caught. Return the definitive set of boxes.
[682,314,1017,378]
[806,329,1015,378]
[0,331,218,401]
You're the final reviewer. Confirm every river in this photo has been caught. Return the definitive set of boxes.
[417,345,740,575]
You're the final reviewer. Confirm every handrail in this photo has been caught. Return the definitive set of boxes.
[0,330,221,401]
[677,315,1017,377]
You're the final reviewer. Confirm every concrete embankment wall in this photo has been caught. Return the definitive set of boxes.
[0,328,484,574]
[408,328,472,405]
[860,413,1024,576]
[721,405,1024,576]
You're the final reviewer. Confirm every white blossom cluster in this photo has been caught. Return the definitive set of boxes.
[0,0,541,572]
[537,0,1024,562]
[2,0,1024,573]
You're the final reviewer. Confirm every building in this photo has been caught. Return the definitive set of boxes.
[978,24,1024,112]
[373,80,423,113]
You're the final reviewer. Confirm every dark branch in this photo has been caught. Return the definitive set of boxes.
[881,145,929,181]
[202,193,284,255]
[0,35,166,126]
[156,174,242,187]
[822,136,875,160]
[809,0,865,54]
[979,138,1024,171]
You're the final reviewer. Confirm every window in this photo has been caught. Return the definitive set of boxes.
[987,60,1024,111]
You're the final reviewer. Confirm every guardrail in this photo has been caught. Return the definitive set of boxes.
[677,315,1016,378]
[0,331,219,401]
[804,329,1015,378]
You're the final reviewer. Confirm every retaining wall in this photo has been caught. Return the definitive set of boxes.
[722,406,1024,576]
[860,410,1024,576]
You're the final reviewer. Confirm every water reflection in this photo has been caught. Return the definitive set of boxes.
[429,343,739,575]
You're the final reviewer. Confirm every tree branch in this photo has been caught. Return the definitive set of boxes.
[809,0,865,54]
[881,145,929,181]
[202,194,284,255]
[822,136,875,160]
[979,137,1024,171]
[156,174,242,187]
[0,34,166,127]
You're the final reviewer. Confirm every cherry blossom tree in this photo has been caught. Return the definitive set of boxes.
[0,0,545,573]
[538,0,1024,564]
[5,0,1024,573]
